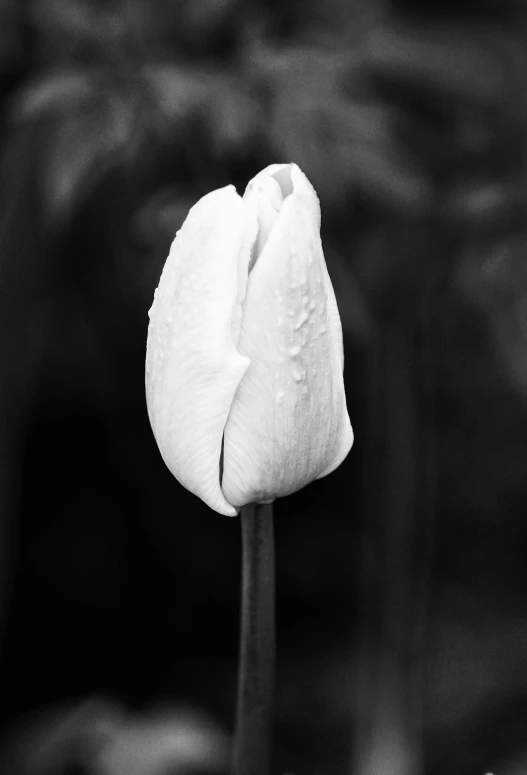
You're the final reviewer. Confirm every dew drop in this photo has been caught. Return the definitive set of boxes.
[276,390,285,405]
[289,345,301,357]
[294,312,309,330]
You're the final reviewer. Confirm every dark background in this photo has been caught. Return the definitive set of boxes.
[0,0,527,773]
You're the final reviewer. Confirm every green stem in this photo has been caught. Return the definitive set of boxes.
[232,502,275,775]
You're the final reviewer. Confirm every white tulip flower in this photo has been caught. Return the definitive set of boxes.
[146,163,353,516]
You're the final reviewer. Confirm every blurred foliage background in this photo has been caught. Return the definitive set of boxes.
[1,0,527,773]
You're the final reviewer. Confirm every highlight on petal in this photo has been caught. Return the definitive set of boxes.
[146,185,258,516]
[315,264,354,479]
[221,163,353,508]
[244,171,287,265]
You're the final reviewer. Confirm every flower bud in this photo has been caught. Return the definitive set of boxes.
[146,163,353,516]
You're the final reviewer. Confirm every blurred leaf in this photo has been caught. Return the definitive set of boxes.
[349,134,431,211]
[10,55,266,223]
[145,64,260,151]
[14,70,94,117]
[12,67,141,220]
[176,0,241,39]
[134,188,196,249]
[12,58,262,222]
[366,21,513,105]
[143,64,212,126]
[265,47,431,211]
[444,180,516,226]
[30,0,145,61]
[457,236,527,399]
[206,73,261,153]
[46,95,137,217]
[457,237,527,312]
[0,698,229,775]
[0,697,122,774]
[95,706,229,775]
[295,0,382,43]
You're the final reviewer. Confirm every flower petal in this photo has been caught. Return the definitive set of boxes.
[221,164,353,508]
[146,185,257,516]
[315,263,354,479]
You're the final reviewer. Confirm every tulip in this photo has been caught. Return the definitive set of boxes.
[145,163,353,517]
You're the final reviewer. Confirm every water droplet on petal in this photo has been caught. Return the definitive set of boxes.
[294,312,309,330]
[289,345,301,357]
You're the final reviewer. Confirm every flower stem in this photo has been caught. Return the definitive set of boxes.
[232,502,275,775]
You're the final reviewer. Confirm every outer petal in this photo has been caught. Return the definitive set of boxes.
[315,263,354,479]
[145,185,257,516]
[221,164,353,508]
